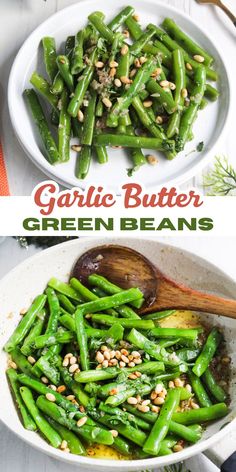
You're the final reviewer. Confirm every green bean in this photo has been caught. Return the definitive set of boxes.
[20,387,62,447]
[45,287,61,333]
[56,55,74,92]
[48,278,83,302]
[142,310,176,321]
[47,417,86,455]
[108,6,135,31]
[68,48,97,117]
[188,370,212,407]
[4,294,47,352]
[127,329,180,366]
[167,111,181,139]
[42,37,58,83]
[90,314,154,330]
[21,310,46,356]
[88,12,116,43]
[65,35,75,57]
[129,29,156,57]
[99,402,151,431]
[175,347,201,362]
[143,388,180,455]
[202,368,227,402]
[94,133,175,152]
[81,91,97,145]
[162,18,214,66]
[132,96,166,139]
[192,328,222,377]
[172,403,228,425]
[57,360,91,407]
[75,145,92,180]
[30,72,58,109]
[75,309,89,370]
[95,144,109,164]
[116,49,130,79]
[31,345,61,377]
[75,361,164,383]
[58,89,71,162]
[36,396,114,445]
[23,90,60,164]
[36,355,60,385]
[126,125,147,176]
[33,330,74,349]
[151,327,202,340]
[6,369,37,431]
[58,294,76,314]
[71,30,85,75]
[176,66,206,153]
[169,420,202,443]
[125,15,142,40]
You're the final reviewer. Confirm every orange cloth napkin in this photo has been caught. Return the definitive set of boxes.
[0,142,10,196]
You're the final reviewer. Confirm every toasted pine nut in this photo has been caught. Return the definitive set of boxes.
[96,351,104,363]
[60,440,68,450]
[169,381,175,388]
[130,68,137,78]
[123,29,130,38]
[155,384,163,394]
[48,384,57,391]
[101,345,108,351]
[131,351,140,358]
[137,404,150,412]
[181,88,188,98]
[191,402,200,409]
[156,115,163,124]
[119,361,126,368]
[186,62,193,71]
[135,371,141,377]
[128,361,135,367]
[77,416,88,427]
[62,358,69,367]
[132,14,140,22]
[174,378,184,388]
[121,354,129,363]
[102,360,109,368]
[193,54,205,63]
[134,58,141,68]
[173,444,183,452]
[128,373,137,379]
[147,155,158,165]
[120,76,132,84]
[121,349,129,355]
[66,395,75,401]
[109,67,117,77]
[46,393,56,402]
[110,429,118,437]
[151,405,160,413]
[57,385,66,393]
[151,391,158,400]
[8,361,17,369]
[27,356,36,365]
[121,44,129,56]
[142,399,151,406]
[71,145,82,152]
[152,67,162,77]
[110,350,116,359]
[127,397,138,405]
[185,384,192,393]
[160,80,169,88]
[154,397,165,405]
[169,82,176,90]
[104,351,111,361]
[109,60,118,68]
[69,363,79,373]
[134,358,142,364]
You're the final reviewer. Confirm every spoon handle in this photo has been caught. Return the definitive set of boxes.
[142,277,236,319]
[218,0,236,27]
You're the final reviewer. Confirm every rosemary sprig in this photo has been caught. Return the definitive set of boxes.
[203,156,236,196]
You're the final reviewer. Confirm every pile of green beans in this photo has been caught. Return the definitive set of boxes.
[4,270,229,459]
[24,6,219,178]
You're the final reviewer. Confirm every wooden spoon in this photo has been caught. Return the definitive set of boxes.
[196,0,236,27]
[71,244,236,319]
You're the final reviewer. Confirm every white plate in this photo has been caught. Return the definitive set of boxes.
[0,237,236,470]
[8,0,231,192]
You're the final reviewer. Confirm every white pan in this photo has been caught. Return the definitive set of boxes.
[0,237,235,470]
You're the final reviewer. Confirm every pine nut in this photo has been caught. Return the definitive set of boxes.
[137,404,150,412]
[8,361,17,369]
[193,54,205,63]
[154,397,165,405]
[143,100,153,108]
[120,76,132,84]
[119,361,126,368]
[169,381,175,388]
[41,376,49,384]
[173,444,183,452]
[77,416,88,427]
[60,440,68,450]
[191,402,200,409]
[121,354,129,363]
[186,62,193,71]
[102,360,109,368]
[174,378,184,388]
[46,393,56,402]
[121,349,129,355]
[104,351,111,360]
[110,429,118,437]
[163,87,170,93]
[127,397,138,405]
[135,371,141,377]
[71,145,82,152]
[69,356,77,365]
[62,358,69,367]
[123,30,130,38]
[142,399,151,406]
[20,308,27,315]
[131,351,140,358]
[133,14,140,22]
[115,351,121,359]
[102,97,112,108]
[181,88,188,98]
[114,78,122,87]
[160,80,169,88]
[139,56,147,64]
[147,155,158,165]
[169,82,176,90]
[155,384,163,394]
[109,67,117,77]
[151,391,158,400]
[96,351,104,363]
[78,110,84,122]
[57,385,66,393]
[66,395,75,401]
[156,115,163,124]
[128,374,137,379]
[110,358,118,365]
[95,61,104,68]
[159,391,166,398]
[121,44,129,56]
[185,384,192,393]
[128,361,135,367]
[109,60,118,68]
[152,67,162,77]
[101,345,108,351]
[27,356,36,364]
[110,350,116,358]
[69,363,79,373]
[151,405,160,413]
[130,68,137,78]
[134,358,142,364]
[48,384,57,391]
[134,58,141,68]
